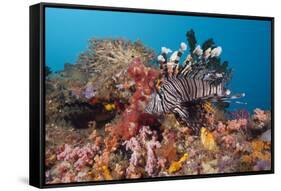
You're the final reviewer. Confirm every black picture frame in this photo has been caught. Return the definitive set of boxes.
[29,2,274,188]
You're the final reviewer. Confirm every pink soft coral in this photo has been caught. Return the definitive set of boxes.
[123,126,161,177]
[221,135,236,149]
[217,121,227,133]
[226,119,247,131]
[57,143,98,171]
[253,108,268,122]
[123,137,142,166]
[145,135,161,176]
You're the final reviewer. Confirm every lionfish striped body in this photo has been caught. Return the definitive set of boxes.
[147,77,225,113]
[145,42,244,134]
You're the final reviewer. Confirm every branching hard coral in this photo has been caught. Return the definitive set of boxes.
[78,39,155,68]
[75,39,156,99]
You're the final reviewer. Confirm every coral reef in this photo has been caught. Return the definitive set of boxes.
[45,32,272,184]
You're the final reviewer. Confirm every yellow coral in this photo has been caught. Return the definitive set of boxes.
[252,151,271,161]
[251,140,270,152]
[200,127,217,151]
[104,103,116,111]
[241,155,253,163]
[241,140,271,163]
[102,165,113,180]
[168,153,189,174]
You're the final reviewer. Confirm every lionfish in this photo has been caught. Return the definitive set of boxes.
[145,41,245,134]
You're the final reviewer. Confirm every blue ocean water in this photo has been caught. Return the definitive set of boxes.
[45,8,272,112]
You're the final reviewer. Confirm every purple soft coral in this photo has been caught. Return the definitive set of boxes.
[228,109,250,120]
[83,83,96,99]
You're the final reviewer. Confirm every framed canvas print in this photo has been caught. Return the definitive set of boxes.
[29,3,274,188]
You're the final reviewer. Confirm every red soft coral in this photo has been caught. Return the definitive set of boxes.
[111,58,160,140]
[127,58,146,83]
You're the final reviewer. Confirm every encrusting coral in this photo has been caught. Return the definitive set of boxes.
[45,30,272,184]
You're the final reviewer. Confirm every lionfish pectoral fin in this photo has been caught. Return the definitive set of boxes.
[217,93,245,101]
[234,101,247,105]
[172,103,203,135]
[200,93,245,103]
[172,105,189,122]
